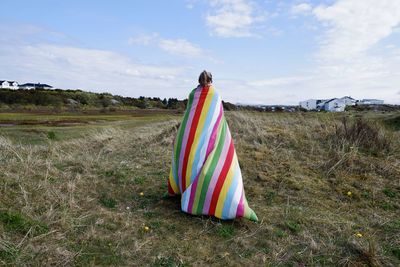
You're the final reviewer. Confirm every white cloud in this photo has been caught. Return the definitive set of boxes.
[313,0,400,60]
[247,76,311,87]
[206,0,265,37]
[129,34,218,61]
[158,39,204,58]
[128,33,159,45]
[291,3,312,15]
[185,0,199,9]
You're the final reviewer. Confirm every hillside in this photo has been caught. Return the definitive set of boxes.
[0,111,399,266]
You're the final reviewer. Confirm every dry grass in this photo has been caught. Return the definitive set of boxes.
[1,111,399,266]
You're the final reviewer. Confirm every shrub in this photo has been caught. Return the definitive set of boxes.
[47,131,56,140]
[332,117,392,156]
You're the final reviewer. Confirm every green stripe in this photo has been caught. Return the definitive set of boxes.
[195,117,227,214]
[174,89,196,176]
[250,211,258,222]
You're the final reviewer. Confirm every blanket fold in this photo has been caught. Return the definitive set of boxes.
[168,85,257,221]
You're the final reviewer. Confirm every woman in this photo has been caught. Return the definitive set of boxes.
[168,71,257,221]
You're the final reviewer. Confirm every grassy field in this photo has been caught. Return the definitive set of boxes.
[0,111,177,145]
[0,110,399,266]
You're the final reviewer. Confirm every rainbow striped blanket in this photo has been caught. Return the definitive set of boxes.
[168,85,258,221]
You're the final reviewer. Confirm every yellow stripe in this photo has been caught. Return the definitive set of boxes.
[243,201,251,219]
[215,153,237,218]
[185,87,215,187]
[168,168,179,194]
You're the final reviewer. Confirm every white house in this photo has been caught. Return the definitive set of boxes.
[19,83,53,89]
[339,96,356,106]
[323,98,346,112]
[0,80,19,89]
[357,99,384,105]
[299,99,316,110]
[299,99,327,110]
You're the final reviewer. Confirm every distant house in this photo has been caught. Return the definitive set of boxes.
[357,99,384,105]
[110,99,120,105]
[299,99,327,110]
[19,83,53,89]
[299,96,358,112]
[339,96,356,106]
[299,99,315,110]
[322,98,346,112]
[67,98,79,105]
[0,80,19,89]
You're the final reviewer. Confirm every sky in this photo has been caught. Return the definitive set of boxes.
[1,0,400,105]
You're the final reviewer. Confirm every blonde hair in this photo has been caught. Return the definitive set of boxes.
[198,70,212,86]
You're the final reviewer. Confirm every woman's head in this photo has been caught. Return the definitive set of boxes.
[198,70,212,86]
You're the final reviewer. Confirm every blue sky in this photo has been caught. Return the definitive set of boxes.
[1,0,400,104]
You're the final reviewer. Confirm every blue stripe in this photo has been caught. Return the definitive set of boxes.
[221,161,240,219]
[181,185,191,212]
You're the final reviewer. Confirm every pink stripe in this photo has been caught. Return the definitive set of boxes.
[187,173,200,213]
[205,105,223,158]
[202,130,231,214]
[236,191,244,217]
[178,87,201,191]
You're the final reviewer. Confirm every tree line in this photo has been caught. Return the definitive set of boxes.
[0,88,187,110]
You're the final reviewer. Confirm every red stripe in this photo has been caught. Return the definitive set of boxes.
[208,139,234,215]
[181,86,209,190]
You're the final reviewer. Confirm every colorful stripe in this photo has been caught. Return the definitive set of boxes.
[168,85,257,221]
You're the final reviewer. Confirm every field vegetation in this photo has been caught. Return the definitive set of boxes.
[0,110,399,266]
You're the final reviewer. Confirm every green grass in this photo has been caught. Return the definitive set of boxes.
[69,239,124,266]
[383,188,397,198]
[384,114,400,130]
[0,240,20,263]
[0,211,49,235]
[0,110,399,266]
[392,247,400,260]
[284,220,302,234]
[216,224,235,238]
[99,195,117,208]
[0,111,178,145]
[265,190,277,205]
